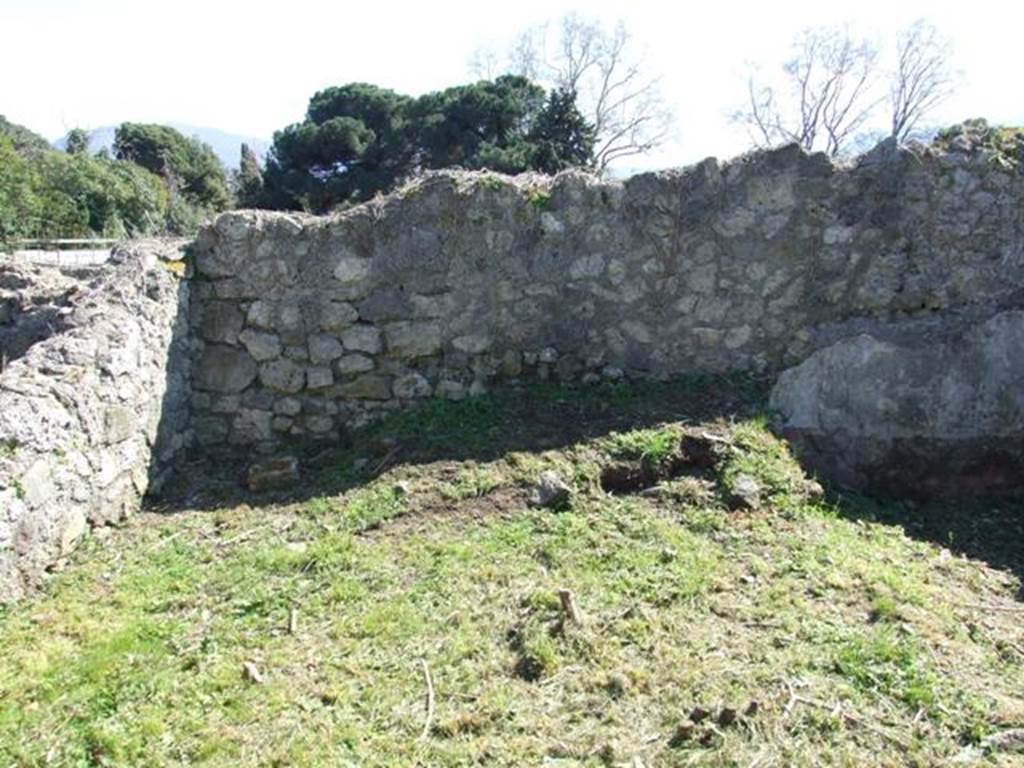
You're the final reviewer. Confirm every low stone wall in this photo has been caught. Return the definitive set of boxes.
[189,137,1024,451]
[0,244,191,601]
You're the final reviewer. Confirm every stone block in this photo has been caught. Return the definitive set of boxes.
[199,301,244,344]
[385,321,442,358]
[238,329,282,362]
[341,325,383,354]
[195,345,258,393]
[336,354,375,375]
[308,334,344,364]
[340,374,392,400]
[259,359,305,394]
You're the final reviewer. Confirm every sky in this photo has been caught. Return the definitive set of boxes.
[1,0,1021,171]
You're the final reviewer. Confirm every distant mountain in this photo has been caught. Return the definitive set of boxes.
[52,123,271,169]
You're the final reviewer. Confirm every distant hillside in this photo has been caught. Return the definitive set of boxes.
[53,123,270,169]
[0,115,51,154]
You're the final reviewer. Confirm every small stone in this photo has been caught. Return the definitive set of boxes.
[393,373,432,399]
[333,256,371,283]
[802,478,825,501]
[532,470,571,510]
[246,300,276,329]
[238,329,281,362]
[305,415,334,433]
[247,456,300,491]
[436,379,466,401]
[242,661,264,684]
[230,409,273,444]
[384,321,442,358]
[393,481,411,496]
[501,350,522,377]
[340,374,392,400]
[319,301,358,332]
[308,334,344,364]
[601,366,624,380]
[452,333,491,354]
[306,365,334,390]
[728,474,762,511]
[668,722,695,747]
[538,346,559,364]
[679,429,730,469]
[717,706,738,726]
[105,405,136,443]
[336,353,375,375]
[340,325,383,354]
[274,397,302,416]
[689,705,712,723]
[259,359,305,394]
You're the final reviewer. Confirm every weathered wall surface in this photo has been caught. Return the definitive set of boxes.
[770,311,1024,497]
[0,245,191,601]
[189,138,1024,450]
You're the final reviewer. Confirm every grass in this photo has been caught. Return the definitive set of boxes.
[1,379,1022,766]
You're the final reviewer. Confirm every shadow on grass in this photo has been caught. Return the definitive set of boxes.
[830,490,1024,594]
[151,372,1024,589]
[151,373,769,512]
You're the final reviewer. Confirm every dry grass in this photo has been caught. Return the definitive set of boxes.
[1,379,1022,766]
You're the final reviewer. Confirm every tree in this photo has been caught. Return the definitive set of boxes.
[114,122,230,211]
[236,143,263,208]
[527,88,596,174]
[262,83,412,211]
[262,77,596,212]
[889,20,955,142]
[64,128,90,155]
[411,75,548,173]
[0,115,51,155]
[736,26,879,157]
[0,135,39,247]
[470,14,672,173]
[736,21,957,156]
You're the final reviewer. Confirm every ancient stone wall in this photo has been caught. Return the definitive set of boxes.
[3,130,1023,600]
[0,245,191,600]
[189,139,1024,450]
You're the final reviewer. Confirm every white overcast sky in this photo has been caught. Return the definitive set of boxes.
[2,0,1021,170]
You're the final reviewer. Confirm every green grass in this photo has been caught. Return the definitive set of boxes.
[601,426,679,466]
[0,382,1021,766]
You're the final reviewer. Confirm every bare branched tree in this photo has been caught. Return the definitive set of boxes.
[735,26,880,157]
[736,21,957,156]
[889,20,955,142]
[469,13,673,173]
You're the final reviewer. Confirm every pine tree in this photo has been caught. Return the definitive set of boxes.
[237,143,264,207]
[528,89,596,174]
